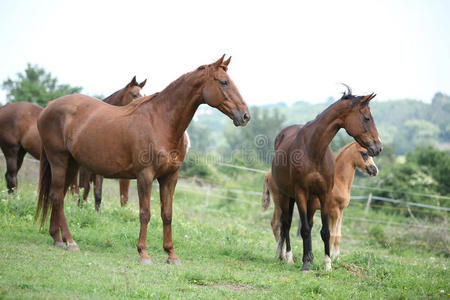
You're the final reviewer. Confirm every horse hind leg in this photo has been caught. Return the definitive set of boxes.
[50,154,79,251]
[282,197,295,265]
[119,179,131,206]
[269,188,285,260]
[78,167,91,205]
[93,175,103,211]
[4,146,25,193]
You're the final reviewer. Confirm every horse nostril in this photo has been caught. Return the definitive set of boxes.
[242,112,250,122]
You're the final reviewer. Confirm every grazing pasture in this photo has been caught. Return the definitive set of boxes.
[0,157,448,299]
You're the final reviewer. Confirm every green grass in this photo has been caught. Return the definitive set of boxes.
[0,161,448,299]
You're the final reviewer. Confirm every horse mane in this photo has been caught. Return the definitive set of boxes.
[335,142,358,161]
[102,89,123,102]
[122,65,209,115]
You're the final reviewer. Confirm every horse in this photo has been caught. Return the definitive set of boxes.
[262,141,379,264]
[35,55,250,265]
[0,102,42,193]
[267,86,382,272]
[77,76,147,210]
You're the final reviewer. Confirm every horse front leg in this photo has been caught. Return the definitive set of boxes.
[295,188,314,272]
[158,172,181,265]
[329,207,340,260]
[333,209,344,260]
[319,192,333,271]
[136,170,154,265]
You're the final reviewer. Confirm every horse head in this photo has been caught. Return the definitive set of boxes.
[340,84,383,156]
[199,55,250,126]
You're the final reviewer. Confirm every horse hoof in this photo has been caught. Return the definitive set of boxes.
[167,258,182,265]
[53,241,65,248]
[66,242,80,251]
[301,262,311,273]
[139,258,153,265]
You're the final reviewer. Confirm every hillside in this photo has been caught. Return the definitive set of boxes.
[190,92,450,154]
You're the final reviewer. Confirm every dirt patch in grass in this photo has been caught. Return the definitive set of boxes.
[344,264,367,280]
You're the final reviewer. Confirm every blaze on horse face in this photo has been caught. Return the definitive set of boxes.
[201,55,251,126]
[342,92,383,156]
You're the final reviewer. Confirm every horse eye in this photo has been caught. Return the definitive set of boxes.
[132,93,138,98]
[220,80,228,87]
[360,151,369,161]
[363,115,370,122]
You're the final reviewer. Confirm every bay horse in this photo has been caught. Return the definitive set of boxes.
[35,55,250,265]
[0,102,42,193]
[78,76,147,210]
[267,86,382,271]
[262,141,379,264]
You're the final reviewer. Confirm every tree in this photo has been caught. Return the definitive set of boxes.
[223,106,285,167]
[2,63,82,106]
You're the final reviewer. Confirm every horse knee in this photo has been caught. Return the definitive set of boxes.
[161,211,172,225]
[300,226,310,240]
[139,209,150,224]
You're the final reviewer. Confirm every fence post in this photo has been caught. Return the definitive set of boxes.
[365,193,373,215]
[362,193,372,227]
[205,184,211,207]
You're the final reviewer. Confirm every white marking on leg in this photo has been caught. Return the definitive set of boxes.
[324,255,332,271]
[285,251,294,264]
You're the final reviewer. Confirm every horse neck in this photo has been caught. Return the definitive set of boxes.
[141,72,204,142]
[104,90,125,106]
[335,145,357,192]
[304,100,350,162]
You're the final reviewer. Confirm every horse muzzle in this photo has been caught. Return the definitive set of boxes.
[365,165,378,176]
[232,110,251,126]
[366,141,383,157]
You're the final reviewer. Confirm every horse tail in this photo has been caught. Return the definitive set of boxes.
[261,171,271,210]
[35,146,52,228]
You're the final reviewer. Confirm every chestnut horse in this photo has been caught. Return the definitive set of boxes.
[35,55,250,265]
[78,76,147,210]
[268,86,382,271]
[0,102,42,193]
[262,141,379,264]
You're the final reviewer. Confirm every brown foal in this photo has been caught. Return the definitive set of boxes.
[35,55,250,265]
[268,86,382,272]
[263,141,379,264]
[78,76,146,210]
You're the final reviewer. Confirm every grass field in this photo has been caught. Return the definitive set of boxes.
[0,157,448,299]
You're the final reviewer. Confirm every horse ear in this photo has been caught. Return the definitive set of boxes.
[214,54,226,67]
[223,56,231,67]
[139,79,147,88]
[360,93,376,106]
[126,76,137,88]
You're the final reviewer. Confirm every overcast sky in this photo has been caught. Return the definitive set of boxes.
[0,0,449,105]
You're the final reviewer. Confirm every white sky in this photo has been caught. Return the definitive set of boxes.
[0,0,449,105]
